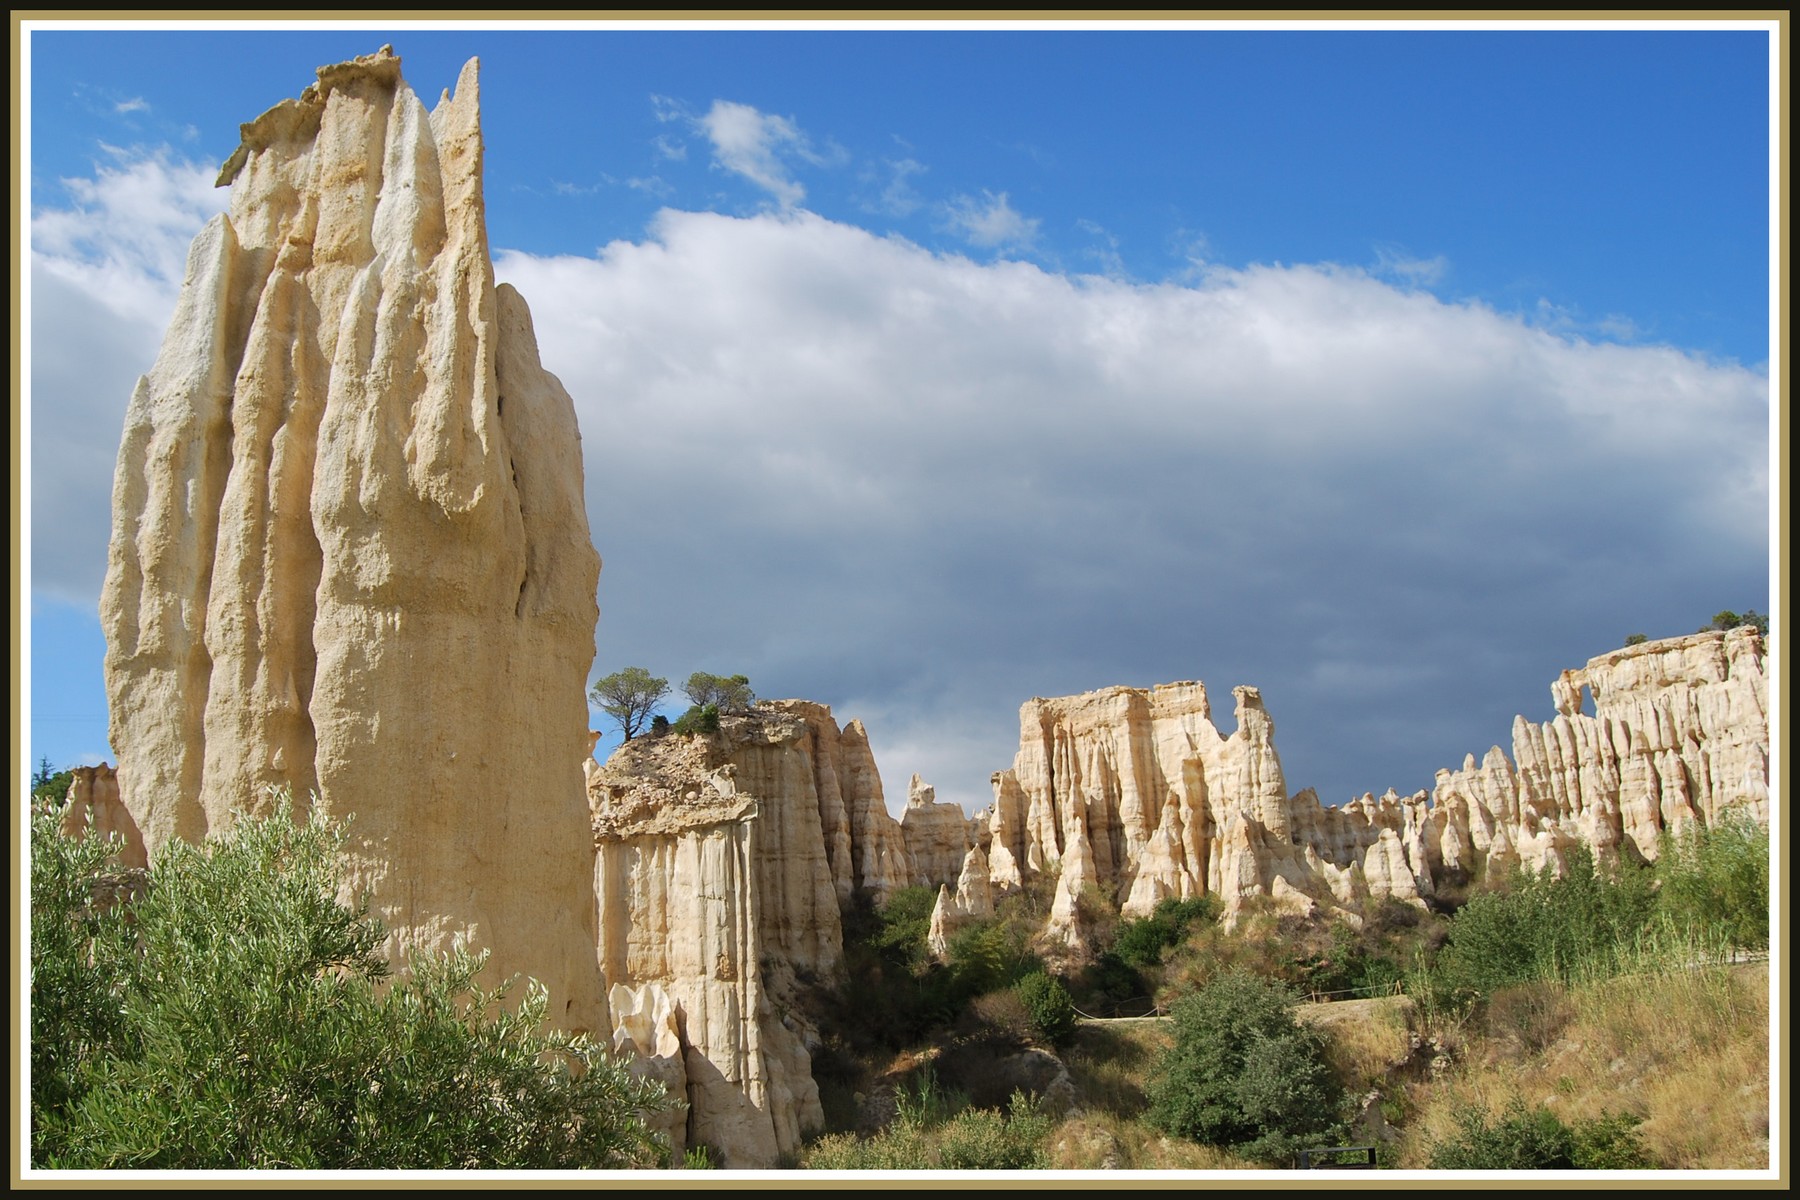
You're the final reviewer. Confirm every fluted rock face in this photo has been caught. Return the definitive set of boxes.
[1430,627,1770,876]
[587,702,910,1167]
[992,630,1770,939]
[99,48,605,1030]
[57,764,148,870]
[764,700,915,906]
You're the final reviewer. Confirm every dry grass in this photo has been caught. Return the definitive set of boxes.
[1045,1111,1260,1170]
[1061,1019,1170,1118]
[1299,994,1414,1094]
[1391,960,1770,1169]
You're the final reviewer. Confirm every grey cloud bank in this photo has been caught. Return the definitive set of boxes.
[32,171,1771,815]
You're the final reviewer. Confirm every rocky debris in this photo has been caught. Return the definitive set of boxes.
[988,629,1769,941]
[99,47,607,1030]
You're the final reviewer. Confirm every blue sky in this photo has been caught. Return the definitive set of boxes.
[22,18,1778,814]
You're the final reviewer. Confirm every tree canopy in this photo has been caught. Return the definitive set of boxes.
[682,672,756,712]
[590,667,670,741]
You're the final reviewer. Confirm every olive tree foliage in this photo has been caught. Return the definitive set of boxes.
[682,672,756,713]
[29,796,669,1169]
[590,666,670,742]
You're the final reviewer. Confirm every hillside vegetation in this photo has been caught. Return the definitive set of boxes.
[801,816,1772,1171]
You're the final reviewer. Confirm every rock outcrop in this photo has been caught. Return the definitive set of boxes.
[587,704,915,1167]
[99,48,606,1030]
[900,773,974,889]
[989,629,1770,941]
[56,764,148,870]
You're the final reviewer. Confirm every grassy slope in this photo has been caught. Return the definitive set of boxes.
[1050,961,1770,1170]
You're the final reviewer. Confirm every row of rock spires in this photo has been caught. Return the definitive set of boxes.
[951,625,1771,955]
[574,626,1768,1163]
[86,47,1772,1170]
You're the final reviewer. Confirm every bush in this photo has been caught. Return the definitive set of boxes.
[1145,970,1343,1164]
[670,703,720,736]
[1014,972,1077,1047]
[936,1092,1052,1170]
[1427,1099,1651,1169]
[1112,895,1220,969]
[1654,815,1770,950]
[30,799,667,1169]
[803,1090,1049,1170]
[32,757,76,806]
[1421,846,1656,1010]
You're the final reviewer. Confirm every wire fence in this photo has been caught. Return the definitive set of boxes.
[1075,978,1409,1022]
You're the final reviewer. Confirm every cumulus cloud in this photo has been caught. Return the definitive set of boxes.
[942,189,1040,251]
[31,147,228,329]
[492,211,1767,810]
[29,156,1769,816]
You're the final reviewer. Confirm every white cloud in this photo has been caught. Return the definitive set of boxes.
[490,210,1767,810]
[695,99,816,209]
[942,189,1039,251]
[114,96,149,114]
[29,149,1769,816]
[31,147,228,329]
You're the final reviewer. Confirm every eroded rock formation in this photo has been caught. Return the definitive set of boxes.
[990,629,1770,943]
[56,764,148,870]
[900,772,974,889]
[587,704,915,1167]
[99,47,606,1030]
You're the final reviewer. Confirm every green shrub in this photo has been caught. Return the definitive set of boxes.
[1422,846,1656,1009]
[32,757,76,807]
[803,1127,933,1170]
[894,1064,966,1131]
[1654,815,1769,950]
[29,805,139,1138]
[804,1090,1049,1170]
[30,799,667,1169]
[1112,895,1220,969]
[936,1092,1052,1170]
[1427,1099,1651,1170]
[1014,972,1077,1047]
[1145,969,1343,1164]
[670,703,721,736]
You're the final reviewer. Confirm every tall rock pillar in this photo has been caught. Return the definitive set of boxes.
[100,47,606,1031]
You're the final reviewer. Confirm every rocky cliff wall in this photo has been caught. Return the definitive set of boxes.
[587,704,915,1166]
[985,629,1770,943]
[99,47,605,1030]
